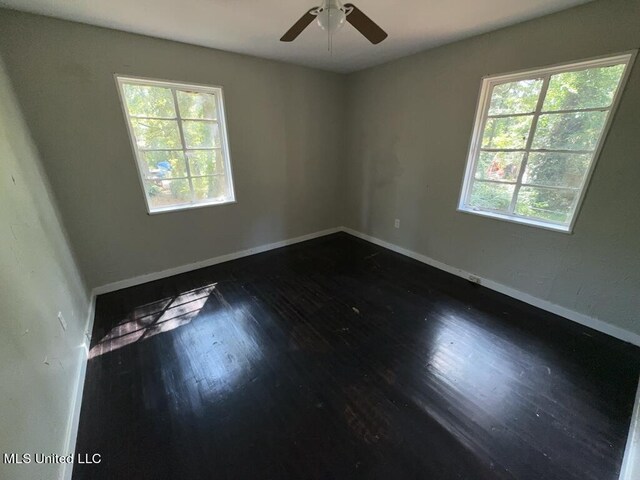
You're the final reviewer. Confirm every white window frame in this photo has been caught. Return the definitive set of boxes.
[458,52,636,233]
[115,75,236,214]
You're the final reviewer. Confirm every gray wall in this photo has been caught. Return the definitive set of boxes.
[1,1,638,474]
[0,54,89,479]
[0,10,347,288]
[1,1,638,335]
[344,0,640,333]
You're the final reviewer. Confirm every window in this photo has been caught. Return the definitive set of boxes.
[459,53,634,232]
[116,76,235,213]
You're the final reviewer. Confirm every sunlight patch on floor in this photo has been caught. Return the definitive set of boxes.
[89,284,217,358]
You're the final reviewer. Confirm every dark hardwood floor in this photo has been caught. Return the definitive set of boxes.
[74,232,640,480]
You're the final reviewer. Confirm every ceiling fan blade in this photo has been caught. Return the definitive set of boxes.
[344,4,388,44]
[280,8,317,42]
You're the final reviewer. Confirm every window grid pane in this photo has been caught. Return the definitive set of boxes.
[515,186,579,224]
[118,77,235,212]
[543,64,626,112]
[506,75,551,214]
[169,87,196,203]
[463,55,631,230]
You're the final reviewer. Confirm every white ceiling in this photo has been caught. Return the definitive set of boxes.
[0,0,592,73]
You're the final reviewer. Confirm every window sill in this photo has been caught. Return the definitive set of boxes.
[148,199,237,215]
[457,206,572,234]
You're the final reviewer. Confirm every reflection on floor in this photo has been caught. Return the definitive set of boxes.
[74,233,640,480]
[89,284,216,358]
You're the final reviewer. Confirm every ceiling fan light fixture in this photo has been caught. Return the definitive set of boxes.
[316,6,347,33]
[279,1,387,45]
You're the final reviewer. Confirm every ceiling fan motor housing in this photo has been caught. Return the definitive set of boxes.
[280,1,387,45]
[315,0,351,33]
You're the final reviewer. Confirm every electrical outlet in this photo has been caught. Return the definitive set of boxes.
[394,219,400,229]
[468,275,481,285]
[58,311,67,331]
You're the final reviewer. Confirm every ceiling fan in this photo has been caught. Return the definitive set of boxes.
[280,0,388,45]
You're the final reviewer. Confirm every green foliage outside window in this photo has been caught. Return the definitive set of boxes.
[121,80,231,210]
[468,62,626,226]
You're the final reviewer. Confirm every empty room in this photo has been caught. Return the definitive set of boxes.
[1,0,640,479]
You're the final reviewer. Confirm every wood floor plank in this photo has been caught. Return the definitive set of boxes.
[74,233,640,479]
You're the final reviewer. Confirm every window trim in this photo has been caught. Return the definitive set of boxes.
[458,51,637,233]
[114,74,237,215]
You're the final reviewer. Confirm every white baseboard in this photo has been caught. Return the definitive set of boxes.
[69,228,341,473]
[60,293,95,480]
[72,225,640,479]
[341,227,640,347]
[92,224,640,347]
[341,227,640,479]
[620,377,640,480]
[93,227,341,295]
[83,292,97,347]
